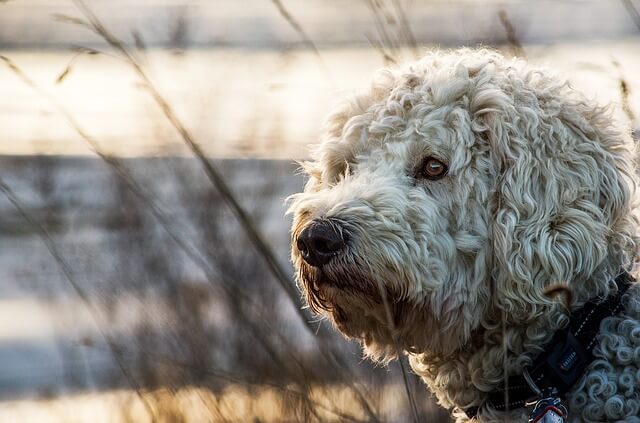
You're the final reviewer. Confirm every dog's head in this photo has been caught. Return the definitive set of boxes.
[288,49,639,359]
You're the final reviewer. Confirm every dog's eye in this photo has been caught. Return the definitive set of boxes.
[419,157,448,180]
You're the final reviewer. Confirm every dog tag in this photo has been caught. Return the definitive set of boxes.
[528,397,567,423]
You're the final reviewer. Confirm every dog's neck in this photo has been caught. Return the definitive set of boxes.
[407,268,625,419]
[408,308,564,416]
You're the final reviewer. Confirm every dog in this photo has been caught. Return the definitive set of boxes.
[288,49,640,422]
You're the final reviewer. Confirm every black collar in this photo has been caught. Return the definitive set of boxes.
[465,271,634,419]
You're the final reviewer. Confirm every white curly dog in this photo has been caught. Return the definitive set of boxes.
[289,49,640,422]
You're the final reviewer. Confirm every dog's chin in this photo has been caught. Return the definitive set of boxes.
[303,280,397,360]
[298,265,380,313]
[297,263,472,359]
[298,262,387,324]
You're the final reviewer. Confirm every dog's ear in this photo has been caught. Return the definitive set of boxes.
[472,75,638,322]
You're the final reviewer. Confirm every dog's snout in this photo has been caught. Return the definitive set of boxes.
[296,220,345,267]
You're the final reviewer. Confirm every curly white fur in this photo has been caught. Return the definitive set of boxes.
[288,49,640,422]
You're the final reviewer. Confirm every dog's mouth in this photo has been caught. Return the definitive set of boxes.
[297,261,396,327]
[297,265,342,312]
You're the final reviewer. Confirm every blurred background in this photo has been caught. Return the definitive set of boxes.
[0,1,638,422]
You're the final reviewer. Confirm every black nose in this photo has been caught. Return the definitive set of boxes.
[296,220,345,267]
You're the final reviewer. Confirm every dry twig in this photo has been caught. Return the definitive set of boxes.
[621,0,640,32]
[612,59,638,134]
[269,0,333,82]
[374,281,421,423]
[498,10,526,58]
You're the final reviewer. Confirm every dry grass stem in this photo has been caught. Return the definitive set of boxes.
[498,9,526,58]
[374,280,420,423]
[621,0,640,32]
[612,59,638,129]
[269,0,333,83]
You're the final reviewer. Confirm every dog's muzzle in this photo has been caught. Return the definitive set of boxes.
[296,219,345,267]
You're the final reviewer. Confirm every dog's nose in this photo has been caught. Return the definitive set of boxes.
[296,220,345,267]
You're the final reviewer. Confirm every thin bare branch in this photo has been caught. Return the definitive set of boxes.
[498,9,526,58]
[621,0,640,32]
[51,13,98,35]
[391,0,420,58]
[55,47,100,84]
[365,0,399,59]
[132,29,148,54]
[365,33,398,66]
[268,0,333,82]
[612,58,637,128]
[374,280,420,423]
[269,0,319,56]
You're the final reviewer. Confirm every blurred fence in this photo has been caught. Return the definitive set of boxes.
[0,155,451,422]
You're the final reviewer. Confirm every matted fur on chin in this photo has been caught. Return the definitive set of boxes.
[288,48,640,422]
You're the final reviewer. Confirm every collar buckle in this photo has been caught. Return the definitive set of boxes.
[528,396,567,423]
